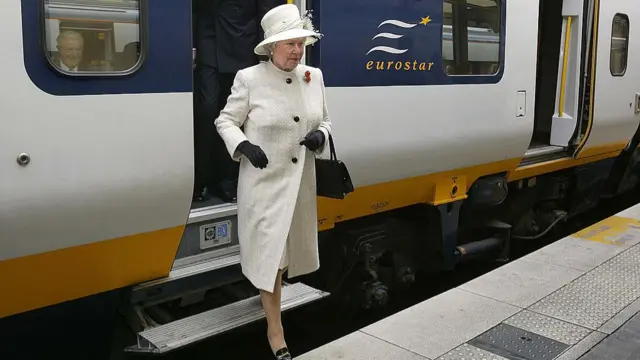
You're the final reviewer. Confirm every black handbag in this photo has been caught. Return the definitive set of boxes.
[315,134,354,199]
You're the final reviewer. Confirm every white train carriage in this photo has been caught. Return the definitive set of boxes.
[1,0,639,357]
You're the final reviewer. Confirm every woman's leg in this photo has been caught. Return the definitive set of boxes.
[260,269,286,352]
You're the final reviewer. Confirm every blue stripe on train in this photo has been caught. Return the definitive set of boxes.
[20,0,192,96]
[310,0,506,87]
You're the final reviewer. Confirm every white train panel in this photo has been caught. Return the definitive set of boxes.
[0,1,194,261]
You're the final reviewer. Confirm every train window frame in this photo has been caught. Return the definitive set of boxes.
[610,13,629,77]
[39,0,148,77]
[442,0,503,77]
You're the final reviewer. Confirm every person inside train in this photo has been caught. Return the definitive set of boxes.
[213,4,328,359]
[192,0,284,203]
[53,30,84,72]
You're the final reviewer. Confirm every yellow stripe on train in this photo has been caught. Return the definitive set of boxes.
[0,226,184,318]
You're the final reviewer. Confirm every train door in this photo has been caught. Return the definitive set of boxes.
[574,0,638,158]
[523,0,588,165]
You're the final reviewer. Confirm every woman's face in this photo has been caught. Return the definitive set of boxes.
[272,37,306,71]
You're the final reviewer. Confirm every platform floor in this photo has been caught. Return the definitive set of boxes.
[297,204,640,360]
[579,311,640,360]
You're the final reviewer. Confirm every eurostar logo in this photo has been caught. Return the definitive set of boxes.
[365,15,435,72]
[367,15,431,55]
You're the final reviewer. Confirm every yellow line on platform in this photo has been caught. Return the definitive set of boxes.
[572,216,640,245]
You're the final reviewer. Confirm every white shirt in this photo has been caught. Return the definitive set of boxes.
[59,61,78,72]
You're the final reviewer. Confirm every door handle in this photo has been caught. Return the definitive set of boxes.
[635,93,640,115]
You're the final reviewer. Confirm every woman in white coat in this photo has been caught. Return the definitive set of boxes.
[214,4,330,360]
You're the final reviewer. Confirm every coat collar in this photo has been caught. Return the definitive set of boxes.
[266,59,303,79]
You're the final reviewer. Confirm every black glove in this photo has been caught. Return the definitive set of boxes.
[236,140,268,169]
[299,130,325,151]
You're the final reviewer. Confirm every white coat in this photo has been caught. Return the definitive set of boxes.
[214,60,332,293]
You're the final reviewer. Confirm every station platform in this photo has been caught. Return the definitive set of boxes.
[297,203,640,360]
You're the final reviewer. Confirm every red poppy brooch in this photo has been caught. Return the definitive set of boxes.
[304,71,311,83]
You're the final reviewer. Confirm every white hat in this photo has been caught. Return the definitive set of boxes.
[254,4,322,56]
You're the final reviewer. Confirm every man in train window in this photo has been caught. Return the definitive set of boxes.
[53,30,85,72]
[192,0,285,203]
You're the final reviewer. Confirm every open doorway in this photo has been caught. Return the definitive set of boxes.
[190,0,288,208]
[529,0,565,152]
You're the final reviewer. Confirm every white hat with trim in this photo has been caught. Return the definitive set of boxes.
[254,4,322,56]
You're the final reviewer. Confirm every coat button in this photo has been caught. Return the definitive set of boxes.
[293,116,299,122]
[292,157,298,163]
[286,78,292,84]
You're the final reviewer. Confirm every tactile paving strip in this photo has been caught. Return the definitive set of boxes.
[529,244,640,329]
[438,343,509,360]
[504,310,591,345]
[468,323,569,360]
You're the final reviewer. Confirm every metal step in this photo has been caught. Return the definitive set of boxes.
[133,248,240,290]
[188,202,237,224]
[519,145,570,167]
[129,248,241,305]
[125,282,329,354]
[523,144,564,159]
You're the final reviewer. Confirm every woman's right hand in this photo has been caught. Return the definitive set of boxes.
[236,141,268,169]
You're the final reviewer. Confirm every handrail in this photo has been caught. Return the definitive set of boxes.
[558,16,573,116]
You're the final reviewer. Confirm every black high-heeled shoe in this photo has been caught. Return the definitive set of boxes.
[274,347,292,359]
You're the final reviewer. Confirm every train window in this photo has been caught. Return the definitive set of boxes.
[42,0,143,75]
[442,0,502,76]
[610,14,629,76]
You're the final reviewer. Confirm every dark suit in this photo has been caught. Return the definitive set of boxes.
[193,0,284,201]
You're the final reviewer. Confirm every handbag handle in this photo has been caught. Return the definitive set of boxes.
[328,133,337,161]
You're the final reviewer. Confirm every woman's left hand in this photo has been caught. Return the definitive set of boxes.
[299,130,325,151]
